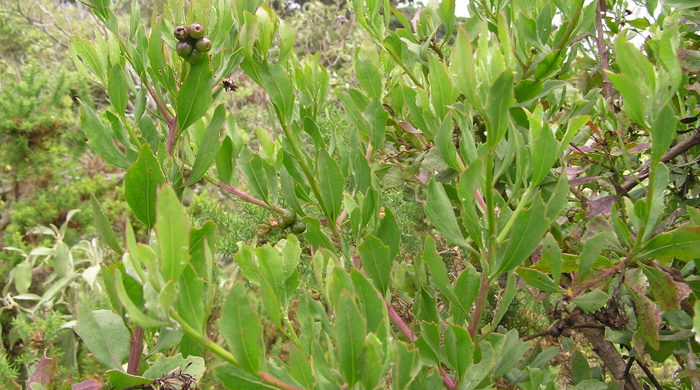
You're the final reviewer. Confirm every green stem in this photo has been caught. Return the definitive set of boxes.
[170,310,302,390]
[170,310,239,367]
[496,185,534,245]
[279,120,339,237]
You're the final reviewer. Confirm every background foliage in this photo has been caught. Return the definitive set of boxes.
[1,0,700,389]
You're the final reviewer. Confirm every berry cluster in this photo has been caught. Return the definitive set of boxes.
[174,23,212,64]
[256,210,306,237]
[279,210,307,234]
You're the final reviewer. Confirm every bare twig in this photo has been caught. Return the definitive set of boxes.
[594,0,614,112]
[621,131,700,194]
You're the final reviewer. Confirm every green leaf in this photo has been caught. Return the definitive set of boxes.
[360,333,386,389]
[80,102,130,169]
[107,65,128,115]
[90,194,123,255]
[492,196,548,277]
[421,236,451,298]
[358,234,391,295]
[215,136,235,184]
[124,144,165,229]
[74,304,130,369]
[533,49,564,80]
[530,124,558,186]
[215,364,278,389]
[607,72,646,127]
[334,292,367,387]
[156,185,190,282]
[105,371,153,388]
[375,208,400,260]
[186,104,225,186]
[219,284,264,373]
[545,173,569,220]
[142,354,205,381]
[364,99,388,152]
[429,54,457,118]
[573,290,609,313]
[578,233,606,280]
[353,45,382,99]
[425,179,468,247]
[177,61,213,131]
[259,61,294,122]
[460,341,495,390]
[318,150,344,220]
[486,70,514,149]
[650,103,677,165]
[516,267,558,293]
[638,224,700,261]
[540,233,562,284]
[451,28,477,109]
[436,114,462,171]
[239,147,271,204]
[112,270,169,328]
[570,350,590,384]
[444,324,472,381]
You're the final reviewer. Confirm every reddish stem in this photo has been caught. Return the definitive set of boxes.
[258,372,302,390]
[127,326,144,375]
[216,181,286,213]
[467,271,489,338]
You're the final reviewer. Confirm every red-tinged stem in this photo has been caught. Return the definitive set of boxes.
[258,372,302,390]
[468,271,490,338]
[166,118,178,155]
[146,83,173,124]
[567,254,631,299]
[127,326,143,374]
[215,181,286,213]
[386,303,416,342]
[352,253,458,389]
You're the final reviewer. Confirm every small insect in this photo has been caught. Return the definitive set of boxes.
[221,78,239,92]
[151,362,198,390]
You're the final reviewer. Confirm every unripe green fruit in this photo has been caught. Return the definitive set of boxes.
[187,49,204,64]
[279,210,296,228]
[188,23,205,40]
[176,41,193,57]
[174,25,188,41]
[195,37,212,52]
[291,220,306,234]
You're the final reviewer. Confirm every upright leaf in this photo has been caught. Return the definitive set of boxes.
[80,102,130,169]
[334,292,367,387]
[259,61,294,122]
[186,104,226,186]
[425,179,468,247]
[492,196,548,276]
[177,62,213,131]
[219,284,264,373]
[318,150,344,220]
[90,194,123,255]
[358,234,391,295]
[124,144,165,228]
[156,185,190,282]
[486,70,514,149]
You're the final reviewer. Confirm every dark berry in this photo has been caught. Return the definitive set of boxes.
[175,41,193,57]
[291,220,306,234]
[278,210,296,228]
[174,25,188,41]
[195,37,212,52]
[188,23,204,40]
